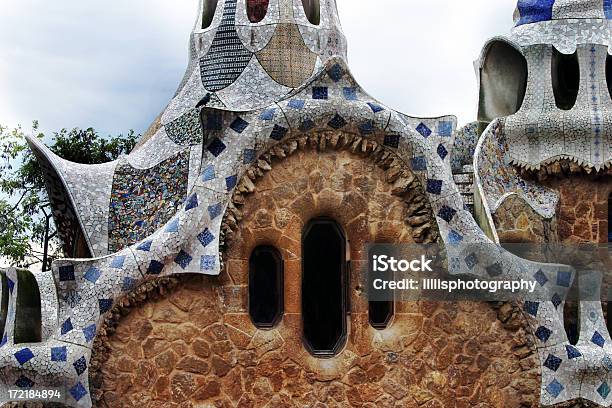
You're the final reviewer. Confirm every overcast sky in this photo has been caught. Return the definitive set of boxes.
[0,0,516,137]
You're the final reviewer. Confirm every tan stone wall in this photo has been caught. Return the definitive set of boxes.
[94,144,540,408]
[493,195,557,244]
[543,175,611,244]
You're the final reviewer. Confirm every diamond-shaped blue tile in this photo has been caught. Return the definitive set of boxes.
[328,64,344,82]
[367,102,384,113]
[534,270,548,286]
[426,179,443,195]
[84,267,102,284]
[312,87,328,100]
[593,331,606,347]
[543,354,562,371]
[486,263,503,277]
[566,345,582,359]
[230,117,249,133]
[64,290,82,308]
[300,119,315,132]
[243,149,256,164]
[165,218,179,233]
[259,108,276,121]
[383,134,400,148]
[523,301,539,317]
[358,120,375,135]
[83,324,97,343]
[226,175,238,190]
[557,270,572,288]
[198,229,215,248]
[447,230,463,246]
[51,346,67,362]
[59,265,75,282]
[437,144,448,160]
[70,382,88,402]
[438,206,457,223]
[185,194,199,211]
[546,379,564,398]
[15,376,34,389]
[201,255,216,271]
[270,124,289,140]
[343,87,357,100]
[110,255,126,269]
[416,123,432,138]
[201,165,216,181]
[73,356,87,376]
[438,121,453,137]
[14,348,34,365]
[599,382,611,399]
[328,114,347,129]
[411,156,427,171]
[98,299,113,314]
[122,277,136,292]
[207,138,227,157]
[464,253,478,269]
[175,251,193,270]
[61,318,73,335]
[535,326,552,343]
[136,240,153,252]
[208,203,223,220]
[603,355,612,370]
[147,260,165,275]
[288,99,305,110]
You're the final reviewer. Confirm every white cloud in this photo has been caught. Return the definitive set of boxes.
[0,0,517,134]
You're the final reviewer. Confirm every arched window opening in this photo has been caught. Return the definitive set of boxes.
[478,40,528,123]
[0,274,8,340]
[14,270,42,344]
[301,0,321,25]
[368,244,394,330]
[202,0,219,29]
[247,0,269,23]
[564,279,579,346]
[249,246,284,329]
[552,49,580,110]
[606,55,612,103]
[302,218,347,357]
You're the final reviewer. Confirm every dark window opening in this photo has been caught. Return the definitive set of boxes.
[249,246,284,329]
[0,274,8,340]
[302,218,347,357]
[552,49,580,110]
[301,0,321,25]
[478,40,528,123]
[368,244,394,330]
[607,55,612,102]
[564,279,579,346]
[202,0,219,29]
[14,270,42,344]
[247,0,269,23]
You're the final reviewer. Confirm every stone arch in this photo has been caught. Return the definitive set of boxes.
[90,132,541,407]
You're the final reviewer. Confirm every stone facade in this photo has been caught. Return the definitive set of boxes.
[92,144,540,408]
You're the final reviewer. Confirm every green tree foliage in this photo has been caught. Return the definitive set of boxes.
[0,122,137,270]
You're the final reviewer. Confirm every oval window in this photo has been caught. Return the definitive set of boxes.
[302,218,347,357]
[247,0,269,23]
[249,246,284,328]
[202,0,219,29]
[301,0,321,25]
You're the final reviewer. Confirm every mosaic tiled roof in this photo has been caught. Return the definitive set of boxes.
[515,0,612,26]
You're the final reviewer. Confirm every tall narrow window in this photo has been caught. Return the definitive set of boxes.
[249,246,284,328]
[302,218,347,357]
[0,274,8,340]
[607,55,612,102]
[552,49,579,110]
[202,0,219,29]
[247,0,269,23]
[301,0,321,25]
[368,244,394,330]
[564,279,579,346]
[14,270,41,344]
